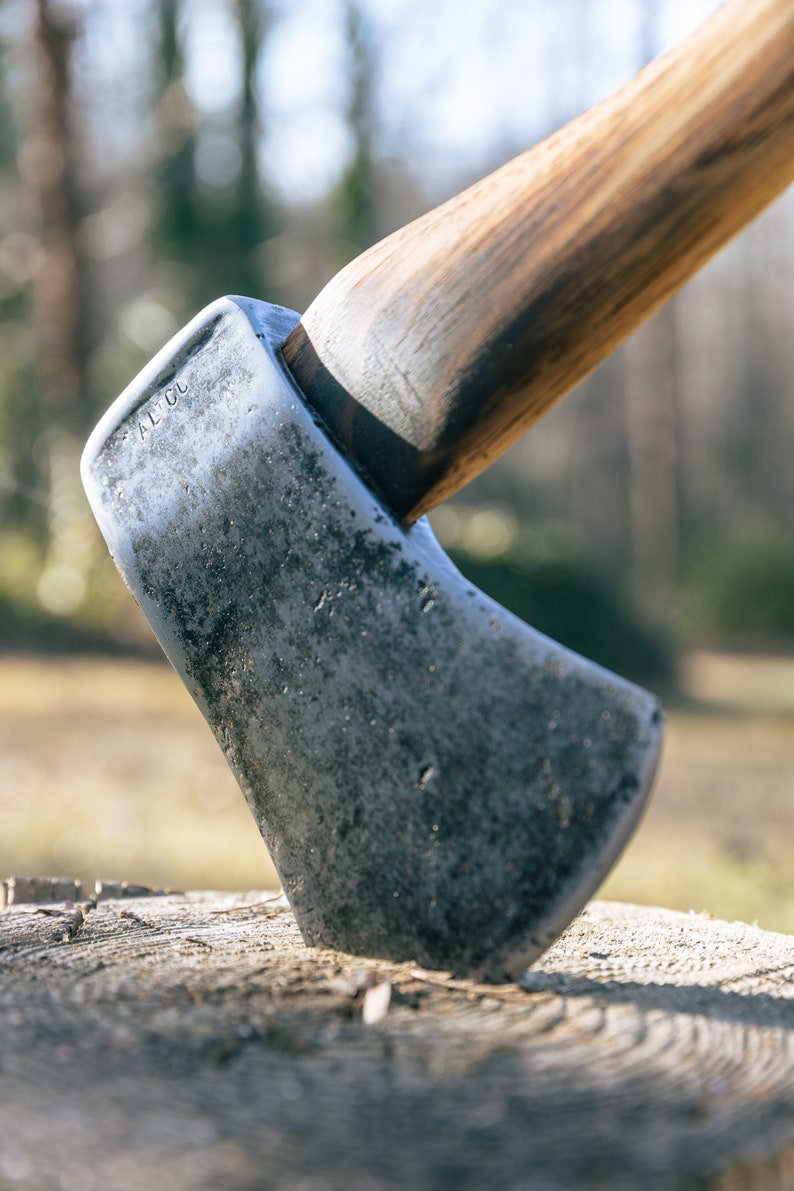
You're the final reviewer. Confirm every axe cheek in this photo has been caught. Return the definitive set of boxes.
[82,296,663,982]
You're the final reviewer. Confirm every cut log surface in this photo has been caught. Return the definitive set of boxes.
[1,886,792,1191]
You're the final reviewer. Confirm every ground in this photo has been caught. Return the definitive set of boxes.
[1,650,792,934]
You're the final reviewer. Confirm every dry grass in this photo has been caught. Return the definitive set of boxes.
[1,650,792,935]
[602,651,794,934]
[0,656,277,893]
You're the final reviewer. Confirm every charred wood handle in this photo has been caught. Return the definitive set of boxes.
[283,0,794,522]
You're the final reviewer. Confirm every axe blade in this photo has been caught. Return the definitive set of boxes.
[82,296,662,981]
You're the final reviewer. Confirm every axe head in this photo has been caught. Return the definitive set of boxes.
[82,296,662,981]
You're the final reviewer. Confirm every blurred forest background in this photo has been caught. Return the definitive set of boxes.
[1,0,793,668]
[0,0,792,929]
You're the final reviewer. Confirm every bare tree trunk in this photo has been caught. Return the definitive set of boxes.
[154,0,198,260]
[623,309,680,615]
[11,0,95,617]
[234,0,268,296]
[622,0,680,617]
[332,1,379,258]
[25,0,89,427]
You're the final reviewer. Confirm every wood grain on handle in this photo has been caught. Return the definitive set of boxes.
[283,0,794,522]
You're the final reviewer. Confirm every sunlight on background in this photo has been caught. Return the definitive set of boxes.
[125,0,727,206]
[260,2,353,202]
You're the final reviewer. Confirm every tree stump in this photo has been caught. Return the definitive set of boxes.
[1,884,792,1190]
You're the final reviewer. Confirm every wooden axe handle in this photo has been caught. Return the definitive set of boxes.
[282,0,794,522]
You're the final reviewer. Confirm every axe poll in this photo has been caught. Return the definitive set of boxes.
[82,0,794,980]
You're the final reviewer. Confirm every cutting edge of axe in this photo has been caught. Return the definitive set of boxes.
[81,0,792,978]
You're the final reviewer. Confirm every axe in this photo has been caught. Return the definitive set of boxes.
[81,0,794,980]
